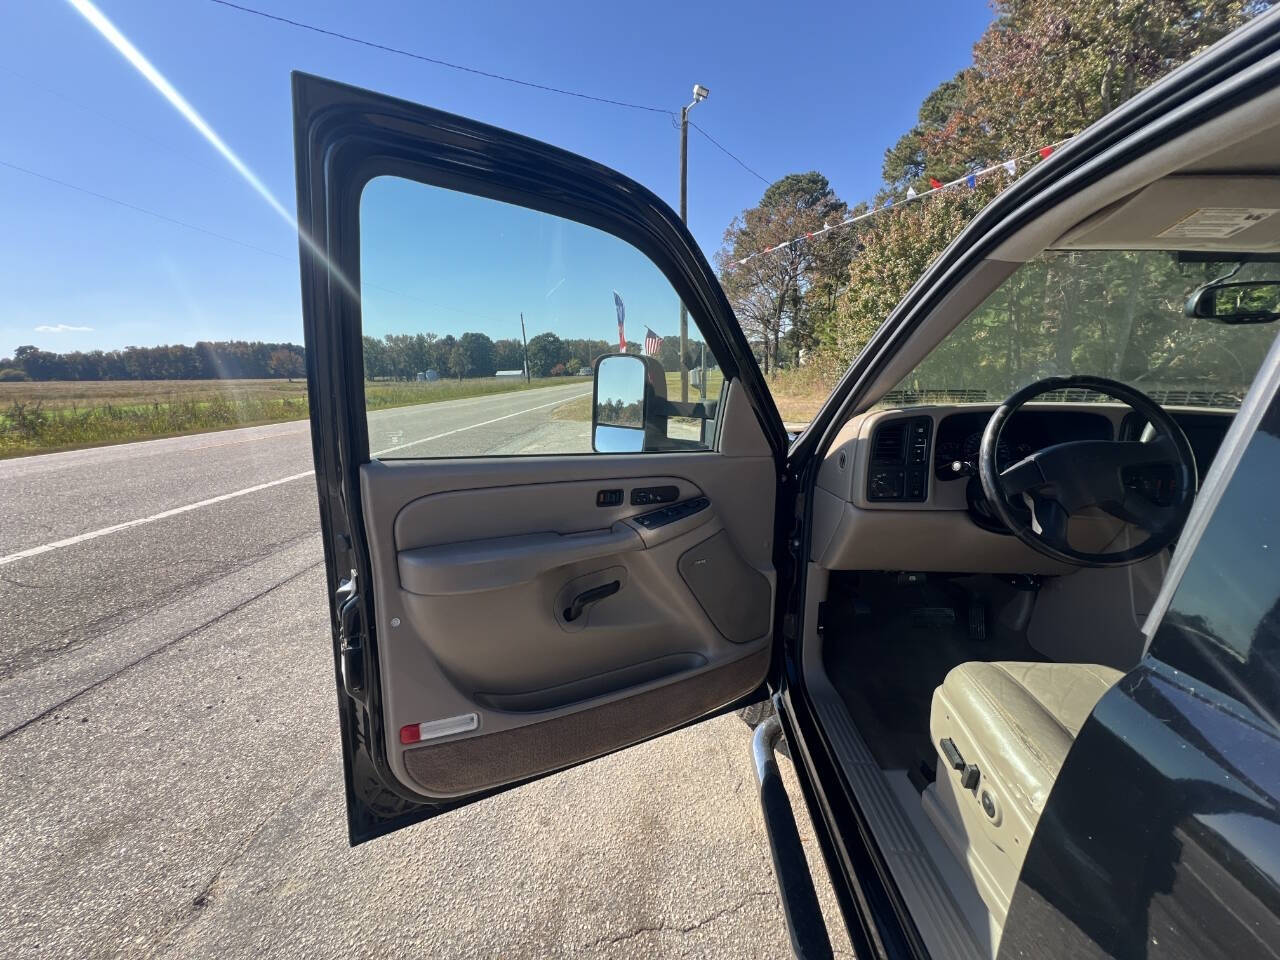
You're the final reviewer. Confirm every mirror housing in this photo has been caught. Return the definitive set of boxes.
[592,353,668,452]
[1185,279,1280,324]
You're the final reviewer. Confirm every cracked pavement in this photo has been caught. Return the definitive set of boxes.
[0,398,854,958]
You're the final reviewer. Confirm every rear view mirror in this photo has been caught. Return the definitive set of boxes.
[1185,280,1280,324]
[592,354,651,452]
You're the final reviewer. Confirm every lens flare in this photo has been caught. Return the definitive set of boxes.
[65,0,357,299]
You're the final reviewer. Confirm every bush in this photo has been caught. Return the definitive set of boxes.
[0,368,29,382]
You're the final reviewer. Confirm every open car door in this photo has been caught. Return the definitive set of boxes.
[293,73,788,843]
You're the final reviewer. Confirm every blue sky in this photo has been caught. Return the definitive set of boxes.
[1,0,994,358]
[362,176,691,345]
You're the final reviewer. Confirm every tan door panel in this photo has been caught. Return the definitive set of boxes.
[358,443,777,799]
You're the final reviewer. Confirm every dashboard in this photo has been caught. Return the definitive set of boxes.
[815,403,1235,575]
[865,409,1113,502]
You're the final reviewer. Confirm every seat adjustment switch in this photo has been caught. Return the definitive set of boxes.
[940,737,965,771]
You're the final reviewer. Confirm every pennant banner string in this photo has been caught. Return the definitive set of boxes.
[729,137,1074,269]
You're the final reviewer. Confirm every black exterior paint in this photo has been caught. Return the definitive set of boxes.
[291,72,787,844]
[777,13,1280,959]
[999,386,1280,959]
[290,8,1280,955]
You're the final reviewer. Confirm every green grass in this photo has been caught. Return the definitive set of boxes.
[0,365,826,458]
[0,376,587,459]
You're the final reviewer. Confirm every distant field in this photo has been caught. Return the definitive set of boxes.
[1,366,826,458]
[0,378,308,411]
[549,366,826,428]
[0,376,586,458]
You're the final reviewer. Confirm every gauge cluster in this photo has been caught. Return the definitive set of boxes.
[932,410,1113,481]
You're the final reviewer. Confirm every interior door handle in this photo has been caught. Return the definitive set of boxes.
[563,580,620,622]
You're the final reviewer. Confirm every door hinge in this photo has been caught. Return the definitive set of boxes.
[335,570,365,701]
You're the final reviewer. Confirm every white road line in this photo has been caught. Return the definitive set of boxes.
[0,471,316,567]
[372,390,589,455]
[0,389,590,567]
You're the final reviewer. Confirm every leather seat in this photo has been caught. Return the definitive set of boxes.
[922,661,1123,927]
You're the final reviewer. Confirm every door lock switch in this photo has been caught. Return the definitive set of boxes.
[631,485,678,505]
[596,489,623,507]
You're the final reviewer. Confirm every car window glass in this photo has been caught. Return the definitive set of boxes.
[1149,385,1280,722]
[359,175,723,458]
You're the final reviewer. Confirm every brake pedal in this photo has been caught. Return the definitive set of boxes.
[968,597,988,642]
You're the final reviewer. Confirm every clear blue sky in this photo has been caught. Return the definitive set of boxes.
[362,176,691,346]
[1,0,994,358]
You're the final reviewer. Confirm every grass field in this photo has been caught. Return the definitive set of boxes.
[1,366,830,458]
[0,376,586,459]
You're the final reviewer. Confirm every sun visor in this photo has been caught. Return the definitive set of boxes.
[1054,176,1280,252]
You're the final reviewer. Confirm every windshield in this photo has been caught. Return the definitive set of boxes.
[889,250,1280,409]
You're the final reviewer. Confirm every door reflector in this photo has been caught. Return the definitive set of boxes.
[399,713,479,745]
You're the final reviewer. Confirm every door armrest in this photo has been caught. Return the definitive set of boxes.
[397,523,644,595]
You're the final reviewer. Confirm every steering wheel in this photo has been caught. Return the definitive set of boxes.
[978,375,1198,568]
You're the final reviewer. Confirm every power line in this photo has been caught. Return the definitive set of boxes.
[689,121,770,186]
[0,157,507,325]
[206,0,672,116]
[204,0,773,184]
[0,158,289,260]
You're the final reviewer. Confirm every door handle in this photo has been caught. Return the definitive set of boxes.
[563,580,620,622]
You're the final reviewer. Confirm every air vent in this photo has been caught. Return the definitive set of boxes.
[867,417,931,502]
[872,422,906,462]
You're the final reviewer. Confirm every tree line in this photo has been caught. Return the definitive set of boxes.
[0,328,716,384]
[361,330,711,380]
[716,0,1270,386]
[0,341,305,382]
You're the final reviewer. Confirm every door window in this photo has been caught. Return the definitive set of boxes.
[1149,380,1280,718]
[359,176,723,458]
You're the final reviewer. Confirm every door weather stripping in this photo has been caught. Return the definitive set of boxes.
[753,714,835,960]
[335,571,364,700]
[399,713,480,745]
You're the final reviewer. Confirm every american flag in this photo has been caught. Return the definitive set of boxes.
[644,328,663,357]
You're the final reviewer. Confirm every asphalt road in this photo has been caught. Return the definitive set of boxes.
[0,384,852,959]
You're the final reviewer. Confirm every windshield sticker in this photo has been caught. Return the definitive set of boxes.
[1158,207,1280,239]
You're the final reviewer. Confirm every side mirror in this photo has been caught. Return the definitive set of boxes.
[1185,280,1280,324]
[592,354,665,452]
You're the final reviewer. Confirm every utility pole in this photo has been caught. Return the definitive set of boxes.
[519,312,530,383]
[679,83,709,403]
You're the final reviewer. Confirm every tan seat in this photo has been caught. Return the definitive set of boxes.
[922,661,1123,928]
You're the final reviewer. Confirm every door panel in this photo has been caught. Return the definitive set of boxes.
[293,72,784,842]
[360,440,776,798]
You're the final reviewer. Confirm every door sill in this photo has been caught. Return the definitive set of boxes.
[802,613,991,959]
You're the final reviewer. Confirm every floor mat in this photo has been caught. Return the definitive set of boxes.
[823,575,1043,772]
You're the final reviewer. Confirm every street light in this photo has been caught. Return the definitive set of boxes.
[679,83,708,402]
